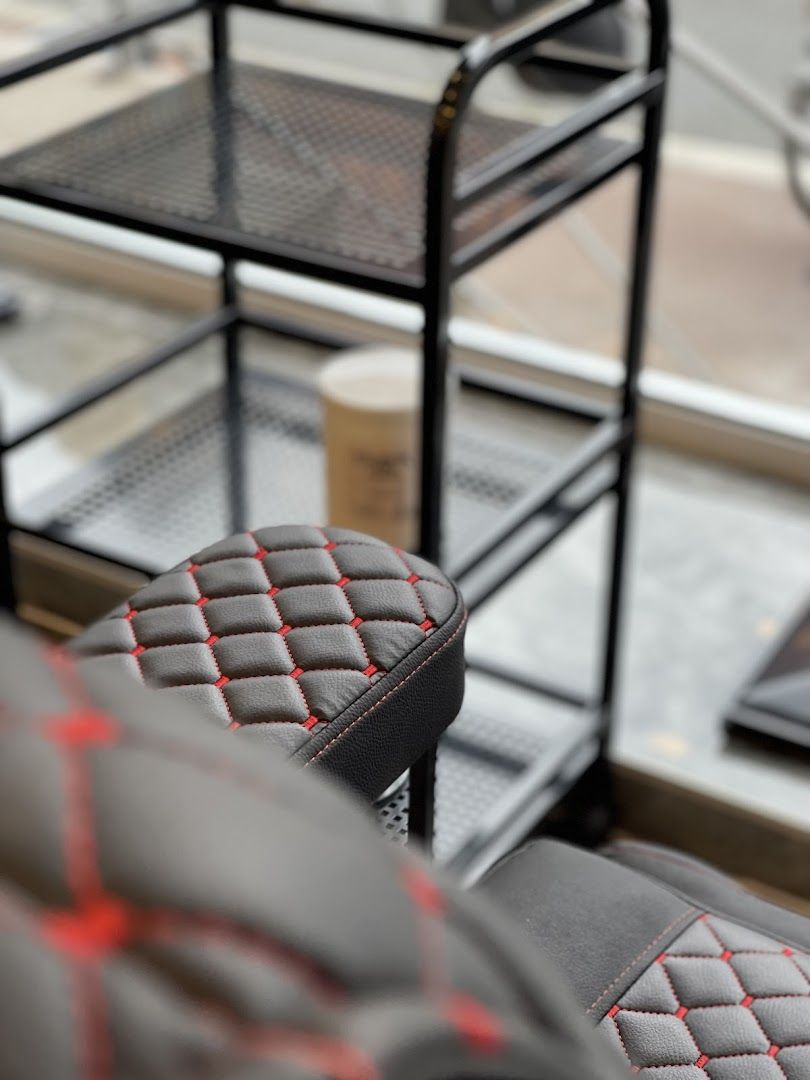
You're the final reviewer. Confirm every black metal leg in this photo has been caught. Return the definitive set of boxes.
[0,457,15,611]
[408,746,437,850]
[210,4,245,535]
[221,260,246,535]
[597,53,668,748]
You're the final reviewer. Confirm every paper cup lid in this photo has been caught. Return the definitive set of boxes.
[319,347,420,411]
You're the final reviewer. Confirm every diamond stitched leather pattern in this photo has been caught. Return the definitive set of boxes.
[600,913,810,1078]
[71,525,457,760]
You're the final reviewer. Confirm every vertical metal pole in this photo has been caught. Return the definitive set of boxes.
[0,454,15,611]
[222,261,246,534]
[408,73,464,851]
[210,3,246,534]
[597,6,669,748]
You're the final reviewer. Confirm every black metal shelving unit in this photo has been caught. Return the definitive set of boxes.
[0,0,669,875]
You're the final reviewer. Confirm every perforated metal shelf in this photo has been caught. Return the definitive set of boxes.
[0,63,611,288]
[17,368,564,573]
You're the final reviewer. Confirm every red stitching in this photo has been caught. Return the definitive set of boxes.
[304,612,467,766]
[185,567,237,727]
[444,993,504,1056]
[247,546,318,726]
[392,547,431,626]
[43,647,118,1080]
[316,526,373,671]
[586,908,697,1015]
[138,912,345,1004]
[237,1029,379,1080]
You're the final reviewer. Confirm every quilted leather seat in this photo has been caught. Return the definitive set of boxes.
[0,619,624,1080]
[71,524,467,800]
[483,838,810,1078]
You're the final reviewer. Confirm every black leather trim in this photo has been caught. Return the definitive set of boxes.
[295,582,467,800]
[604,840,810,954]
[480,839,698,1021]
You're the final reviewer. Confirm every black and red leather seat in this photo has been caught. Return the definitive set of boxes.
[2,525,808,1078]
[484,839,810,1078]
[0,617,623,1080]
[70,525,466,801]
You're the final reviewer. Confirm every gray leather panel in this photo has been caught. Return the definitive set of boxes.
[481,839,696,1019]
[605,840,810,953]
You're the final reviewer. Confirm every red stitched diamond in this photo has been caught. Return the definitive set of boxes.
[41,896,136,959]
[445,994,503,1055]
[402,865,445,915]
[44,711,119,746]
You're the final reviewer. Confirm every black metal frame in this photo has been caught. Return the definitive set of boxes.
[0,0,669,869]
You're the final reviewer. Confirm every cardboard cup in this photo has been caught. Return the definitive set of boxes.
[320,347,420,549]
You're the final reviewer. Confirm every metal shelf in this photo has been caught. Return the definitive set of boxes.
[0,0,670,866]
[0,63,621,297]
[14,367,584,576]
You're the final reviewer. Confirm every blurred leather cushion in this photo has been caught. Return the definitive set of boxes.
[0,619,625,1080]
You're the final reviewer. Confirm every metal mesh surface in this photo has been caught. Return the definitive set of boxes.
[17,369,558,573]
[378,680,579,861]
[0,63,607,281]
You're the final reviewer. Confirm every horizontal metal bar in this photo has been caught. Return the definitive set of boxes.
[460,0,621,82]
[465,657,592,710]
[8,525,154,579]
[456,364,610,423]
[232,1,629,80]
[240,309,355,352]
[0,1,203,90]
[0,185,423,302]
[457,69,663,209]
[451,416,626,581]
[460,469,615,613]
[2,307,236,451]
[446,731,601,882]
[453,141,641,279]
